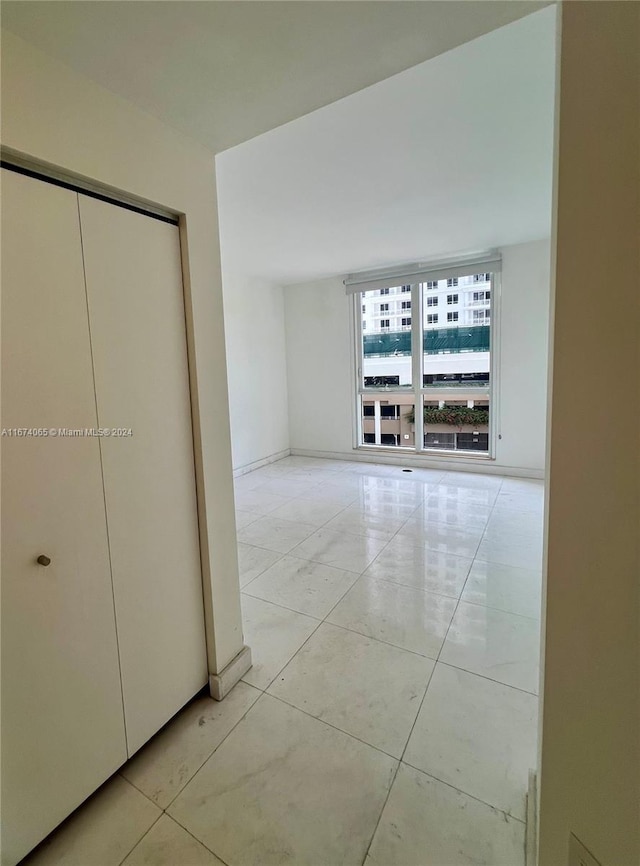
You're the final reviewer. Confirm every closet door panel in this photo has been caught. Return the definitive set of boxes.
[78,197,207,755]
[1,171,127,866]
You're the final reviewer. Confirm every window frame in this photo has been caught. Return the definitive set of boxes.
[352,273,500,461]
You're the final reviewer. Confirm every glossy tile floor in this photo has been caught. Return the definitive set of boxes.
[26,456,543,866]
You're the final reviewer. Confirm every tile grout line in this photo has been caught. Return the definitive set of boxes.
[397,477,504,770]
[162,814,234,866]
[397,761,527,825]
[241,593,443,664]
[154,686,264,815]
[254,614,325,692]
[265,690,403,763]
[360,760,402,866]
[114,811,164,866]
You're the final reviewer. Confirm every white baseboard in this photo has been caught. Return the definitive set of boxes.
[233,448,291,478]
[209,645,252,701]
[289,447,545,480]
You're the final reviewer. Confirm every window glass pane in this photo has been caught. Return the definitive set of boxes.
[421,276,492,456]
[361,396,415,448]
[421,276,491,391]
[420,397,490,453]
[361,287,412,389]
[356,273,493,457]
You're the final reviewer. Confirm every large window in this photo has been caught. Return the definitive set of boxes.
[351,258,498,457]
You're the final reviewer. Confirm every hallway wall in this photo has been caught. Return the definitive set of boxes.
[538,3,640,863]
[222,271,290,472]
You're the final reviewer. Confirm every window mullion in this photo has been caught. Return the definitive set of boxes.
[353,291,363,448]
[411,282,423,453]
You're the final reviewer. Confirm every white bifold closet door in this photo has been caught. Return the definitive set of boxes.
[1,171,128,866]
[78,196,207,756]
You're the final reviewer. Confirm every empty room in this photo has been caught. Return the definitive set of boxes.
[1,3,638,866]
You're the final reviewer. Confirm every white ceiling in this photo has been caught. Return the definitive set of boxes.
[216,7,556,286]
[3,2,556,288]
[3,1,549,154]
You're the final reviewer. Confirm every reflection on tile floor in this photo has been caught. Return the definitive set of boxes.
[26,457,543,866]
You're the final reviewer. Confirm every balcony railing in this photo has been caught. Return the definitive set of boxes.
[363,325,490,357]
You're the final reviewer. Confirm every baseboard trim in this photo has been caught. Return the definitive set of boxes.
[209,645,252,701]
[525,769,538,866]
[289,447,545,480]
[233,448,291,478]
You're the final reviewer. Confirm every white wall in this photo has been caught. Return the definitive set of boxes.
[222,272,290,471]
[1,30,244,675]
[285,276,354,455]
[284,238,551,476]
[498,239,551,472]
[538,3,640,863]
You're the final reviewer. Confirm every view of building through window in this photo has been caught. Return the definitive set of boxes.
[359,274,492,454]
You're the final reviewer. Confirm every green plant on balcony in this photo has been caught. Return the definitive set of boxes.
[405,406,489,428]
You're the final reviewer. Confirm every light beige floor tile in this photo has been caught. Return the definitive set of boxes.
[484,506,544,538]
[286,467,349,483]
[412,499,492,531]
[269,622,434,757]
[243,554,359,618]
[347,463,394,477]
[441,472,503,491]
[168,694,397,866]
[121,683,260,808]
[461,560,542,619]
[246,464,295,480]
[23,776,160,866]
[440,601,541,693]
[324,505,407,540]
[241,594,320,690]
[404,664,538,820]
[237,515,317,554]
[269,496,347,526]
[121,815,224,866]
[237,543,282,587]
[495,490,544,514]
[327,576,457,658]
[233,473,267,494]
[351,494,423,517]
[365,538,472,597]
[254,477,322,498]
[499,478,544,496]
[395,467,447,483]
[399,520,483,558]
[234,509,260,530]
[368,763,525,866]
[358,476,426,497]
[292,527,388,573]
[277,455,338,471]
[426,484,499,508]
[476,533,543,570]
[296,484,360,507]
[321,472,369,492]
[233,488,292,515]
